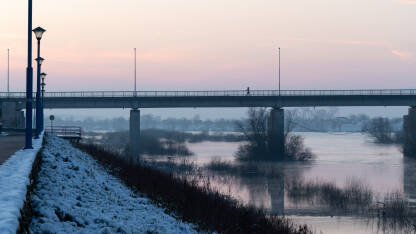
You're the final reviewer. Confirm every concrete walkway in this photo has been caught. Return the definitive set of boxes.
[0,132,25,165]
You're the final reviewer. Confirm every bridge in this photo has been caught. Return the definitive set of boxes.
[1,89,416,158]
[1,89,416,108]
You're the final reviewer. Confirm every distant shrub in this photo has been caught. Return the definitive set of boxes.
[89,130,193,157]
[85,129,246,157]
[285,135,314,161]
[363,117,403,144]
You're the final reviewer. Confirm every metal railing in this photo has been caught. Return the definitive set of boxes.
[1,89,416,98]
[45,126,82,139]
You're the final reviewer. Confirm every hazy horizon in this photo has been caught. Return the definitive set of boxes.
[42,106,409,121]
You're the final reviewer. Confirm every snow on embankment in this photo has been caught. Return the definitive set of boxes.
[0,134,44,234]
[30,136,198,233]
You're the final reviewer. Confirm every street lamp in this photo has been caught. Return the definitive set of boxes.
[33,27,46,40]
[35,56,45,136]
[40,73,46,88]
[40,72,47,131]
[25,0,34,149]
[35,57,44,65]
[33,26,46,139]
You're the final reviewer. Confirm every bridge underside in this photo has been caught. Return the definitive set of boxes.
[2,95,415,110]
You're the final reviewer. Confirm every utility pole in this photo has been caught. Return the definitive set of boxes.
[278,47,281,95]
[7,49,9,93]
[134,48,137,95]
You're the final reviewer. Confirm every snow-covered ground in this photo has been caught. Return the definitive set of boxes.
[0,134,43,234]
[30,136,198,233]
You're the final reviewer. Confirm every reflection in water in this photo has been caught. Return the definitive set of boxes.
[267,174,285,215]
[146,133,416,234]
[404,157,416,204]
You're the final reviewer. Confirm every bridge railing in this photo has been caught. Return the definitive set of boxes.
[1,89,416,98]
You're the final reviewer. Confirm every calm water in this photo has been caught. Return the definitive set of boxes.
[165,132,416,234]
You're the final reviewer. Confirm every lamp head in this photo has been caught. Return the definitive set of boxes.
[35,57,45,65]
[32,27,46,40]
[40,72,47,79]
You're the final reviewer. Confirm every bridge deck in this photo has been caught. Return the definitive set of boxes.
[1,90,416,108]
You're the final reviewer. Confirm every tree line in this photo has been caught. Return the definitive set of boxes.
[48,108,403,133]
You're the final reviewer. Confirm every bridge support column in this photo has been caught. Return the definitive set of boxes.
[404,107,416,158]
[268,108,285,159]
[129,109,140,162]
[0,102,25,129]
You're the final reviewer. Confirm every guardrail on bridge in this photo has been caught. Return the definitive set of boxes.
[1,89,416,98]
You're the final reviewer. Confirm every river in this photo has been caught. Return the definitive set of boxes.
[148,132,416,234]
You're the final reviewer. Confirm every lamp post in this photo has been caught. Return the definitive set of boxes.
[278,47,281,96]
[34,56,44,137]
[7,49,9,94]
[33,27,46,139]
[40,72,47,132]
[134,48,137,97]
[25,0,34,149]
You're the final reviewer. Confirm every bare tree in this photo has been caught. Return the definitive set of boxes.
[235,108,270,160]
[236,108,314,161]
[363,117,394,143]
[285,135,314,161]
[285,109,298,138]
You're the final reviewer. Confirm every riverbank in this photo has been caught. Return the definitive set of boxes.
[27,136,311,233]
[76,142,312,234]
[30,136,198,233]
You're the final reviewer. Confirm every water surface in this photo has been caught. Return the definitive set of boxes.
[177,133,416,234]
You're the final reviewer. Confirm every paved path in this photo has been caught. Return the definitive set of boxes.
[0,132,25,165]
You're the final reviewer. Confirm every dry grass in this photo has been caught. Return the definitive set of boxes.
[286,177,372,209]
[286,177,416,232]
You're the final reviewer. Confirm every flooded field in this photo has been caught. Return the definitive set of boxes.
[144,132,416,234]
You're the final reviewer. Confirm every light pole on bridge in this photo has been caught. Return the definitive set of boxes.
[33,26,46,139]
[7,49,10,94]
[278,47,281,96]
[134,48,137,97]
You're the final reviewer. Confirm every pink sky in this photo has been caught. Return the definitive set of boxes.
[0,0,415,92]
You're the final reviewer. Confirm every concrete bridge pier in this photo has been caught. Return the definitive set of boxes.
[129,109,140,162]
[0,102,25,129]
[404,107,416,157]
[268,108,285,159]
